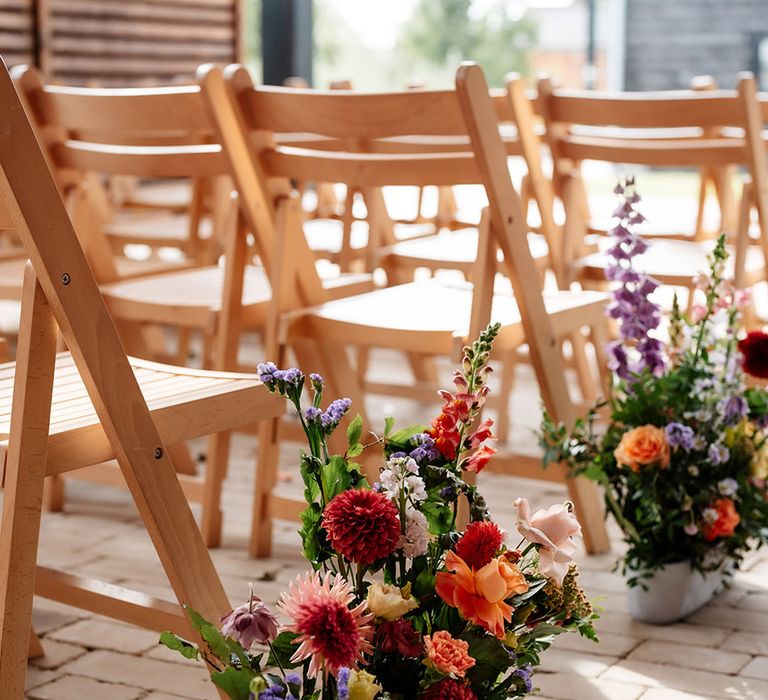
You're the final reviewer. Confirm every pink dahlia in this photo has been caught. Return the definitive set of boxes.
[278,571,374,678]
[455,520,504,570]
[323,489,400,565]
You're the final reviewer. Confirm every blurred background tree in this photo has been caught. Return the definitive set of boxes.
[397,0,536,87]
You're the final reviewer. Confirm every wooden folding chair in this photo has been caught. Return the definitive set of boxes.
[0,58,286,696]
[527,74,768,300]
[199,62,611,558]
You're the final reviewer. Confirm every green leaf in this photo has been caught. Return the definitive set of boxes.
[347,414,363,446]
[460,627,514,687]
[388,424,428,448]
[347,443,364,458]
[299,502,326,566]
[210,666,255,700]
[384,416,395,437]
[158,631,201,661]
[186,607,239,666]
[321,455,355,502]
[267,631,303,670]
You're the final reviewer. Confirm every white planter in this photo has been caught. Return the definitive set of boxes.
[626,561,726,624]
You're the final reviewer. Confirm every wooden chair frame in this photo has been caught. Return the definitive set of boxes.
[0,58,286,696]
[199,62,611,558]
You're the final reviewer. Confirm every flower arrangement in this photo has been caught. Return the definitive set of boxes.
[540,178,768,587]
[161,325,597,699]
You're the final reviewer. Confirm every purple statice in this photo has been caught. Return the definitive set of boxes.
[513,662,533,693]
[336,668,351,700]
[409,432,440,465]
[257,362,278,387]
[665,422,695,451]
[708,442,730,465]
[257,364,305,398]
[309,373,324,392]
[440,484,458,500]
[320,397,352,434]
[604,179,665,379]
[718,395,748,427]
[304,406,322,423]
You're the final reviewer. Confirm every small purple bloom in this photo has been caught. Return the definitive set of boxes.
[319,397,352,434]
[304,406,322,422]
[665,422,695,451]
[718,478,739,497]
[514,662,533,693]
[718,395,748,426]
[257,362,278,386]
[708,442,730,465]
[336,668,351,700]
[220,594,278,650]
[309,373,324,392]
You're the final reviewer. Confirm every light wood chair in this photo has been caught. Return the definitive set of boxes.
[528,74,768,299]
[200,62,612,558]
[0,58,285,697]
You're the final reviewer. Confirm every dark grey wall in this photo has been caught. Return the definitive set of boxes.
[624,0,768,90]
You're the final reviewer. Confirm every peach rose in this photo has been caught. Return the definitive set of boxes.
[614,425,670,472]
[514,498,582,585]
[424,630,475,677]
[435,551,528,638]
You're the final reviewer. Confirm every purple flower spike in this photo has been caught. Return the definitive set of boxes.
[604,178,665,380]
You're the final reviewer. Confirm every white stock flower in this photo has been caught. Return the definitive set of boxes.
[399,507,429,558]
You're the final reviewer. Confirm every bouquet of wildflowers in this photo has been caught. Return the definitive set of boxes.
[162,325,597,699]
[540,178,768,586]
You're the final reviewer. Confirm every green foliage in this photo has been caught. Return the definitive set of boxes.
[211,667,254,700]
[267,631,303,670]
[397,0,537,87]
[158,631,201,661]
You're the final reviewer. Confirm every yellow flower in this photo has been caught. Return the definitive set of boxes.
[752,442,768,480]
[366,582,419,621]
[348,670,382,700]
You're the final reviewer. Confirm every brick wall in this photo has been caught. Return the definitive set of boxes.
[624,0,768,90]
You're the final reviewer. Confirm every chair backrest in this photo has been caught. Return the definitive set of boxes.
[200,61,583,426]
[13,66,226,181]
[0,55,229,640]
[528,74,768,262]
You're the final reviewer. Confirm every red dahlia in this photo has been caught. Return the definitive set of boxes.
[322,489,400,565]
[739,331,768,379]
[421,678,477,700]
[455,520,504,570]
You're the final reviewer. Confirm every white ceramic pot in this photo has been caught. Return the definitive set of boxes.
[626,561,725,624]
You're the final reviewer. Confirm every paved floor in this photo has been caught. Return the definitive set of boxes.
[14,349,768,700]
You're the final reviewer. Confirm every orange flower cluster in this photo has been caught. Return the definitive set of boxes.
[702,498,741,541]
[435,551,528,638]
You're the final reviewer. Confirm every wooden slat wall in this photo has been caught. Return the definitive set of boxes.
[0,0,36,69]
[1,0,241,86]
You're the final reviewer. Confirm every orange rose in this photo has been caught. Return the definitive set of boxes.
[424,630,475,677]
[614,425,670,472]
[435,551,528,638]
[701,498,741,541]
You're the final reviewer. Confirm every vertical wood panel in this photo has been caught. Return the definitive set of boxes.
[1,0,242,86]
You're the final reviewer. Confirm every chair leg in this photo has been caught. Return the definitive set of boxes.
[0,276,57,699]
[200,432,230,548]
[250,417,281,558]
[42,475,66,512]
[495,350,516,445]
[569,330,598,403]
[28,629,44,660]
